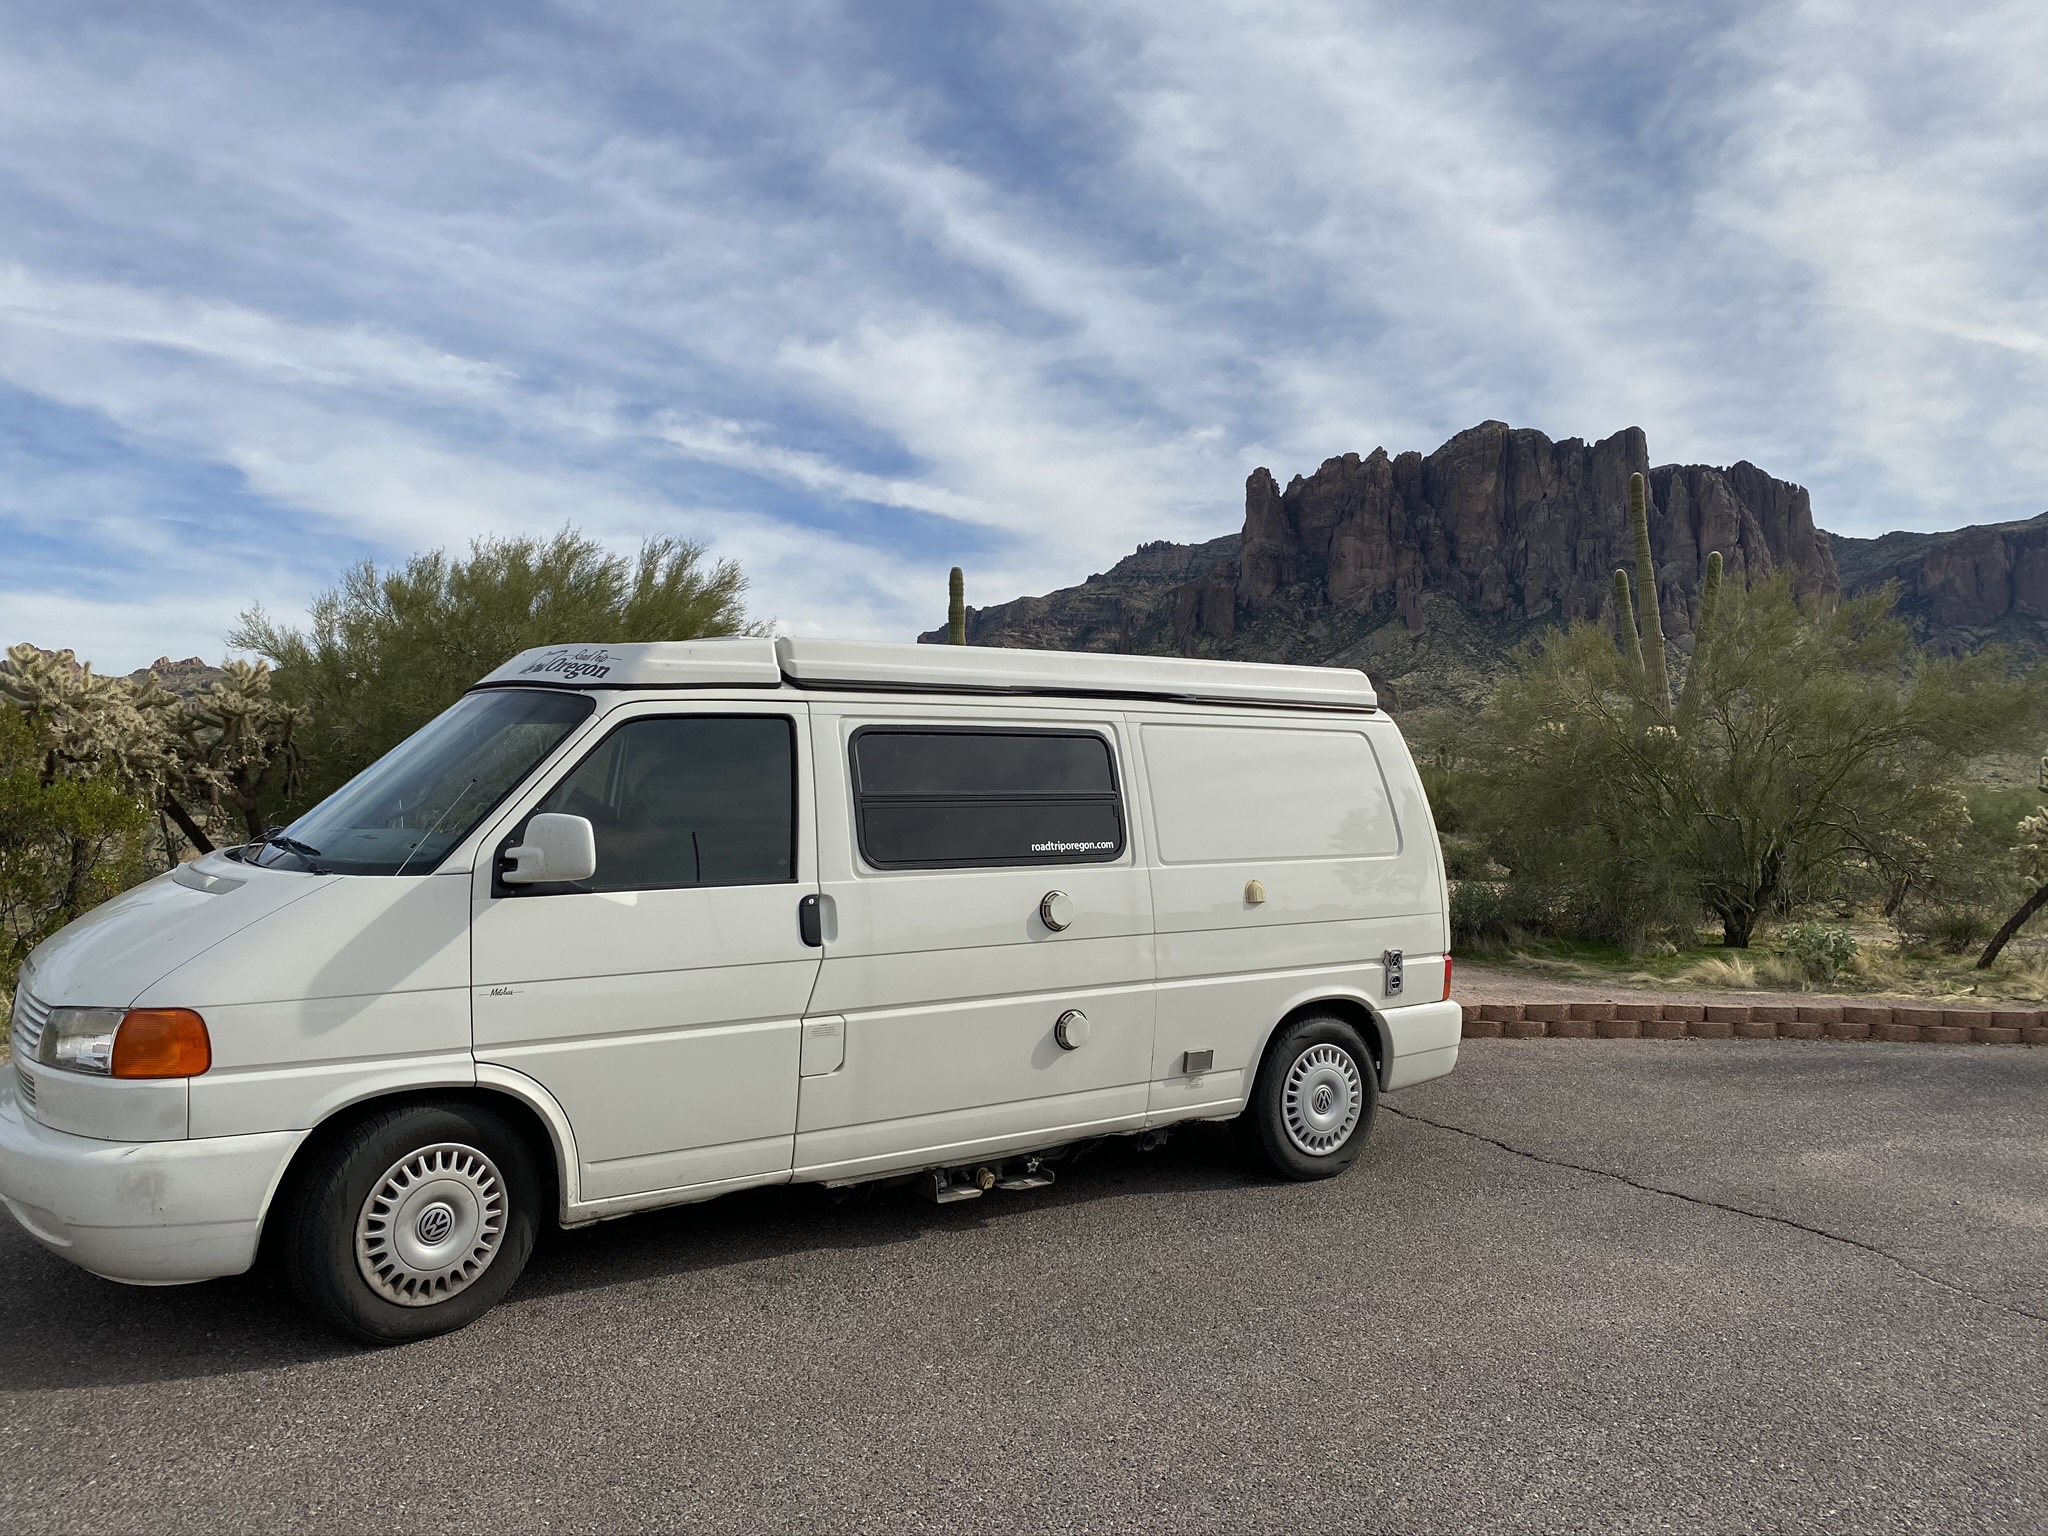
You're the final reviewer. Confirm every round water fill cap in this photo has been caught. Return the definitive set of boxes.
[1040,890,1075,931]
[1055,1009,1090,1050]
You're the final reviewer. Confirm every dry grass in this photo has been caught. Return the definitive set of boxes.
[1678,954,1758,989]
[1755,951,1809,989]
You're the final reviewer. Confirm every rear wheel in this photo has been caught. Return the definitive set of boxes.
[283,1101,540,1344]
[1242,1014,1378,1180]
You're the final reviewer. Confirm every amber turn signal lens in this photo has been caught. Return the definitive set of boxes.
[111,1009,211,1079]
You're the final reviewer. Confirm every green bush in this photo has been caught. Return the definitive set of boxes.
[1467,577,2044,947]
[1449,879,1508,946]
[0,705,153,1002]
[1780,922,1858,984]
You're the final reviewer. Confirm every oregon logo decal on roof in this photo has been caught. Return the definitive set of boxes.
[520,646,615,680]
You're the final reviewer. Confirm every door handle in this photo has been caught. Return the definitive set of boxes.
[798,894,823,947]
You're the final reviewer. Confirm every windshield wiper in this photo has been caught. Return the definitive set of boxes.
[239,828,328,872]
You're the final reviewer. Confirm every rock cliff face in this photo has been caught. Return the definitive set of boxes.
[1831,513,2048,656]
[922,422,1859,707]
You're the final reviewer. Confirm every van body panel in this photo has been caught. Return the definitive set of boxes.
[793,1085,1148,1181]
[136,871,471,1010]
[469,698,821,1198]
[20,1064,188,1142]
[794,703,1156,1178]
[190,1035,476,1139]
[472,1062,583,1213]
[26,855,335,1009]
[1130,711,1448,1115]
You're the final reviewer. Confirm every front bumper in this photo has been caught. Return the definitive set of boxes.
[0,1079,302,1285]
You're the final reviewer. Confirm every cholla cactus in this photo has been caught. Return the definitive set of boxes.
[0,644,179,797]
[0,645,304,854]
[2016,809,2048,880]
[166,661,306,844]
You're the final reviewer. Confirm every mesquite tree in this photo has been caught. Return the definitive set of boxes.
[1472,475,2044,948]
[234,530,755,804]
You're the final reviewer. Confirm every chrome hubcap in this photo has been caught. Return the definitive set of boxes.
[1282,1043,1363,1156]
[355,1143,507,1307]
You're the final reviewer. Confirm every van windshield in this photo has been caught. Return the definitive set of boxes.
[247,689,594,876]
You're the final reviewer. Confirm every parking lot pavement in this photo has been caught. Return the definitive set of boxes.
[1,1041,2044,1536]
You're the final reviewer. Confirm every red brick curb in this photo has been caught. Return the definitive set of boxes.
[1461,998,2048,1045]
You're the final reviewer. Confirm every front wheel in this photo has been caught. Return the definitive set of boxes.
[1242,1014,1378,1180]
[282,1101,540,1344]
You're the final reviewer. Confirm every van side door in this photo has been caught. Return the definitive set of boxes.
[794,707,1155,1181]
[470,701,819,1205]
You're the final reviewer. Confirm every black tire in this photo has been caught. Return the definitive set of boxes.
[1241,1014,1379,1181]
[282,1101,540,1344]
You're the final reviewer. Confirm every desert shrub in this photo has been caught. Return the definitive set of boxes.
[1449,879,1508,946]
[0,705,152,1001]
[1780,922,1858,984]
[1467,576,2043,947]
[1896,896,1998,954]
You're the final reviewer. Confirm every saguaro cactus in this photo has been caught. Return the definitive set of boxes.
[1676,550,1723,723]
[1613,569,1645,678]
[1627,473,1671,709]
[947,566,966,646]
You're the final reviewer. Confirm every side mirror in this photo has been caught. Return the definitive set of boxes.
[502,813,597,886]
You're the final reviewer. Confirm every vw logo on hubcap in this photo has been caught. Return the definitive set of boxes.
[1312,1085,1335,1115]
[415,1202,455,1245]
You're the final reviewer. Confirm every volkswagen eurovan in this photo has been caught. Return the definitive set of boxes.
[1,638,1459,1341]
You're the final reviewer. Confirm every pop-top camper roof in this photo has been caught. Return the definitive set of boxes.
[475,637,1377,710]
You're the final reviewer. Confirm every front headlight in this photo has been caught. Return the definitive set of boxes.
[39,1008,124,1075]
[36,1007,211,1078]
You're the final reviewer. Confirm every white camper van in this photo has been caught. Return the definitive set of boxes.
[1,638,1459,1341]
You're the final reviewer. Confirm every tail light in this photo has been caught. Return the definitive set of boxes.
[1443,954,1454,1002]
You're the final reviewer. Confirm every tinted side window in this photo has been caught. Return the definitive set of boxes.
[852,728,1123,869]
[534,716,796,891]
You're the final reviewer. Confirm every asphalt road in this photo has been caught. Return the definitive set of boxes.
[2,1041,2044,1535]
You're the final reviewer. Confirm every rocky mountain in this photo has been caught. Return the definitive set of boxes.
[1831,513,2048,657]
[132,656,227,697]
[921,421,2045,711]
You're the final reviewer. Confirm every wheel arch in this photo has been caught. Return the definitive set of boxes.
[1252,992,1393,1091]
[254,1073,578,1262]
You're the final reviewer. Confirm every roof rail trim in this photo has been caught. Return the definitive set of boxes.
[778,674,1378,713]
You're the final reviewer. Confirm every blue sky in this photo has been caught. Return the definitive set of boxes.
[2,0,2044,670]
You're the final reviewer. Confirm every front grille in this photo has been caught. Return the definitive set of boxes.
[9,989,50,1061]
[14,1065,34,1109]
